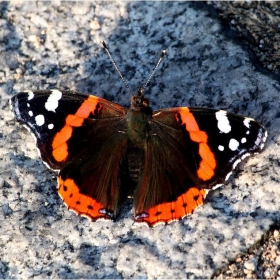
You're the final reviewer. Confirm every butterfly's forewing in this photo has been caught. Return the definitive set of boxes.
[11,90,127,170]
[134,107,267,226]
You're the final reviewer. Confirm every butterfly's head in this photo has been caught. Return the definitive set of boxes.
[131,87,150,109]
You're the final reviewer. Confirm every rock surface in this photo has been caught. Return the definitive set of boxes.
[0,2,279,278]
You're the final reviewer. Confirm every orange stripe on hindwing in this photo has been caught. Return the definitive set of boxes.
[135,187,206,226]
[58,177,112,220]
[176,108,216,181]
[52,96,102,162]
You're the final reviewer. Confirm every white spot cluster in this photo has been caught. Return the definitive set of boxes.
[215,110,231,134]
[45,90,62,112]
[218,137,244,153]
[22,90,59,130]
[213,116,267,193]
[216,114,254,154]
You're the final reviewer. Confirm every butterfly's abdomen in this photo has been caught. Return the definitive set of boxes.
[126,146,145,183]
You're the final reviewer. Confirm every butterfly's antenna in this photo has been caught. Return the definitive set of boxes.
[102,41,134,96]
[142,50,166,94]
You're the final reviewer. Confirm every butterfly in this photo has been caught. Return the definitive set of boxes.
[10,43,267,226]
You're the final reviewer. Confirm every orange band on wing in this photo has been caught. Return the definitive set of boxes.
[58,177,113,221]
[52,96,102,162]
[52,126,72,149]
[176,108,216,181]
[135,187,207,227]
[52,143,68,162]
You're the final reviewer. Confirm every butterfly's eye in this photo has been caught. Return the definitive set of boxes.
[142,98,150,107]
[131,96,140,105]
[143,100,149,107]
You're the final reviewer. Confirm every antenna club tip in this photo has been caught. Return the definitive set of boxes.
[161,50,166,57]
[102,41,108,49]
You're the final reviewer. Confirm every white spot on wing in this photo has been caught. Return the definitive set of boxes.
[241,153,250,160]
[215,110,231,134]
[45,89,62,112]
[233,159,241,169]
[24,90,34,100]
[260,130,268,149]
[135,212,149,220]
[243,118,252,129]
[255,129,267,149]
[218,145,224,151]
[28,111,33,117]
[48,123,54,129]
[99,209,114,218]
[229,139,239,151]
[241,137,247,144]
[35,114,45,126]
[225,171,232,181]
[212,184,223,190]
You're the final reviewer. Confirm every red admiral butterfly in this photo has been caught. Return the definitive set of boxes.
[11,44,267,226]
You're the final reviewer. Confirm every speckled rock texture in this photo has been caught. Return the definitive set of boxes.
[215,228,280,279]
[213,1,280,75]
[0,1,279,278]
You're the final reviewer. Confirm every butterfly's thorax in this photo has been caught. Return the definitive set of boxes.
[126,106,152,144]
[125,90,152,144]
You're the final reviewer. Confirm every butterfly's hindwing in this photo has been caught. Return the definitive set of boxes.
[58,119,130,219]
